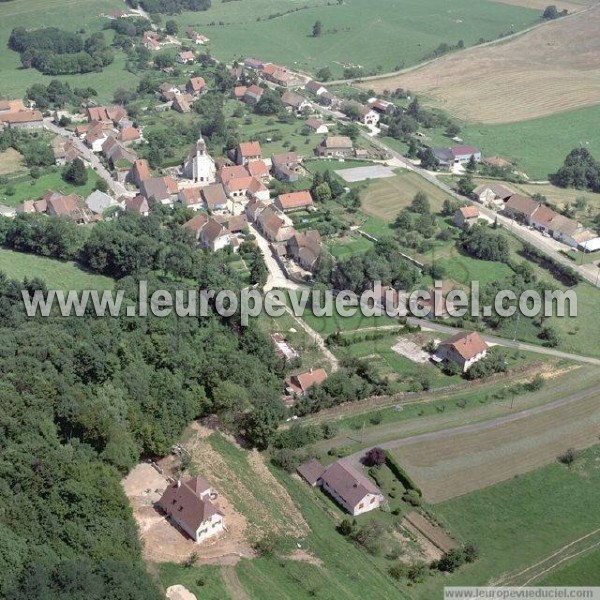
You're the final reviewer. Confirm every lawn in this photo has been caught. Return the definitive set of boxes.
[171,0,538,78]
[0,148,26,176]
[0,167,105,206]
[360,171,454,220]
[413,444,600,598]
[0,0,137,103]
[0,248,114,291]
[459,104,600,180]
[327,233,374,258]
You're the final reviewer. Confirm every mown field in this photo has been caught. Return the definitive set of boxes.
[538,547,600,586]
[0,0,137,102]
[171,0,538,78]
[413,444,600,598]
[0,248,114,291]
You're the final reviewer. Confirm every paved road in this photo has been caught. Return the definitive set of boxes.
[344,380,600,468]
[44,119,130,197]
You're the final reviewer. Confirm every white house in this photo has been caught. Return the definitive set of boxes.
[157,476,224,544]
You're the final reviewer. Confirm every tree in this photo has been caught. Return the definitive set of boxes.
[542,5,560,19]
[538,326,559,347]
[254,88,281,116]
[410,191,430,214]
[362,446,386,467]
[312,20,322,37]
[419,147,439,170]
[337,518,355,536]
[315,66,332,82]
[558,447,578,468]
[466,154,477,172]
[445,122,461,137]
[165,19,179,35]
[63,158,88,186]
[95,178,109,193]
[457,172,476,196]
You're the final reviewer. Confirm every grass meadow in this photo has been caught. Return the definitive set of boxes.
[413,444,600,597]
[171,0,539,78]
[0,248,114,291]
[0,0,137,103]
[0,167,105,205]
[538,547,600,586]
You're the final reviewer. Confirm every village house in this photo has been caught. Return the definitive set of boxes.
[185,28,209,45]
[118,126,141,146]
[186,77,206,96]
[246,159,270,183]
[176,51,196,65]
[125,195,150,217]
[0,109,43,129]
[178,187,204,211]
[435,331,488,372]
[318,91,340,109]
[281,91,312,115]
[304,81,327,96]
[256,205,294,242]
[158,82,180,101]
[244,57,266,71]
[300,459,384,516]
[271,152,302,182]
[173,95,192,114]
[142,31,161,51]
[215,214,248,234]
[236,141,263,165]
[200,218,233,252]
[264,65,303,88]
[128,159,151,187]
[454,206,480,228]
[285,367,328,397]
[51,137,87,166]
[316,136,354,158]
[183,213,209,241]
[233,86,247,101]
[85,190,118,216]
[275,190,314,213]
[86,105,128,126]
[287,229,322,272]
[157,476,224,544]
[102,136,137,171]
[305,117,328,134]
[202,183,229,212]
[472,183,514,208]
[219,165,251,185]
[503,194,542,223]
[85,121,111,152]
[225,176,269,204]
[243,85,264,105]
[46,193,92,223]
[359,106,380,126]
[183,136,216,185]
[140,176,178,206]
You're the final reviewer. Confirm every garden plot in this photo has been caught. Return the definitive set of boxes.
[391,337,432,364]
[335,165,396,183]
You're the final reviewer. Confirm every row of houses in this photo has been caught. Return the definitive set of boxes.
[504,194,600,251]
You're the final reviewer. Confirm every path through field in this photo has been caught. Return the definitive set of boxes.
[221,566,250,600]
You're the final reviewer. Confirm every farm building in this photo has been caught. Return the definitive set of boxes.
[472,183,514,207]
[296,459,326,487]
[275,190,314,213]
[156,476,224,544]
[305,118,328,134]
[433,146,481,167]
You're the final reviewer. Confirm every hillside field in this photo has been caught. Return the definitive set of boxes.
[363,4,600,124]
[171,0,539,78]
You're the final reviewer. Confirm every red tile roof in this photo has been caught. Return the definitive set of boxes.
[441,331,487,361]
[276,190,313,211]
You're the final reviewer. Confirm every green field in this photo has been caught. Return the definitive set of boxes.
[459,104,600,180]
[0,248,114,291]
[172,0,539,78]
[157,564,228,600]
[0,167,105,205]
[538,547,600,586]
[413,445,600,598]
[0,0,137,103]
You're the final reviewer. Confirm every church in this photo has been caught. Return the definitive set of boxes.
[183,135,216,185]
